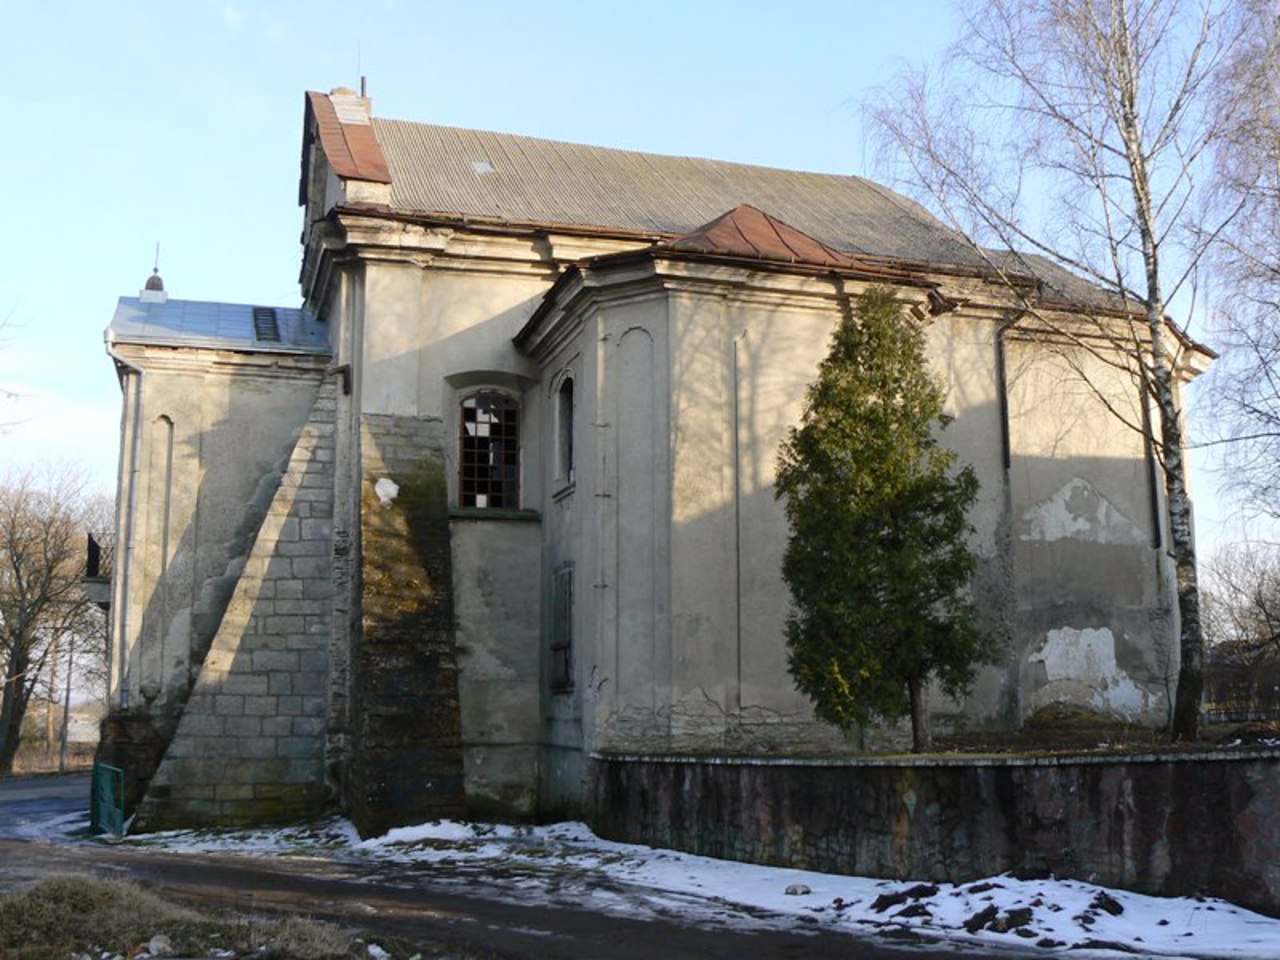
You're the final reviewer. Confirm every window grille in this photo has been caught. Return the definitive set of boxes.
[551,563,574,691]
[460,391,519,508]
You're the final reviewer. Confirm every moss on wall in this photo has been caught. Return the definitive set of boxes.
[350,417,465,837]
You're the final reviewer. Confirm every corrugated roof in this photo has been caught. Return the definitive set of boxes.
[108,298,330,355]
[660,204,868,270]
[370,117,985,266]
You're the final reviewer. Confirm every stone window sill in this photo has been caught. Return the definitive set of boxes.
[449,507,541,522]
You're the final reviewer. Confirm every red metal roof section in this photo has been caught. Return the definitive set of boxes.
[305,91,391,184]
[660,204,867,270]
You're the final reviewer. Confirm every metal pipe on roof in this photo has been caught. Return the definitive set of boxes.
[995,315,1020,472]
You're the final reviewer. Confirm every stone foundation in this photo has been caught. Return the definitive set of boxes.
[94,712,172,819]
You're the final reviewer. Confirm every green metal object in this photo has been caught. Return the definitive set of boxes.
[90,763,125,837]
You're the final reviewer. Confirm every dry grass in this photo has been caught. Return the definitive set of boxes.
[11,744,96,775]
[0,876,370,960]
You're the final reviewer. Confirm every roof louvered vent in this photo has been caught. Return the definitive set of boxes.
[252,307,281,342]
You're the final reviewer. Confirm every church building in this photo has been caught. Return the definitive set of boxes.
[96,88,1206,833]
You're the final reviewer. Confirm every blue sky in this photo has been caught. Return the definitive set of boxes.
[0,0,1244,546]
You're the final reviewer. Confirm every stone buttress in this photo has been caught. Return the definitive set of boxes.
[132,382,338,829]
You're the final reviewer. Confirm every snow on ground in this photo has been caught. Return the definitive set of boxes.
[7,809,86,842]
[81,816,1277,959]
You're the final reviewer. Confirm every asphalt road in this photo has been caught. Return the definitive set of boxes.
[0,771,91,839]
[0,773,1035,959]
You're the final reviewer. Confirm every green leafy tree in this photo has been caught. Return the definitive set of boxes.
[776,287,990,752]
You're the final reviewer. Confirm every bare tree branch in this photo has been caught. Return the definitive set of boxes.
[1203,541,1280,720]
[0,464,108,773]
[1206,0,1280,517]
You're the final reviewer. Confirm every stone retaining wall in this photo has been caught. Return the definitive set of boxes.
[590,750,1280,916]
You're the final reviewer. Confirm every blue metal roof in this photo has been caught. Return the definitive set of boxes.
[107,297,330,355]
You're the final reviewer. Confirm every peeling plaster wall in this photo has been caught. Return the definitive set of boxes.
[1006,338,1173,726]
[1025,626,1150,716]
[536,269,1180,772]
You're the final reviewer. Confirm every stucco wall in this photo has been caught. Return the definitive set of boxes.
[579,274,1026,756]
[591,751,1280,917]
[926,313,1019,730]
[585,296,675,753]
[451,515,542,817]
[531,334,590,816]
[360,260,545,420]
[110,350,327,717]
[524,264,1181,773]
[665,286,858,750]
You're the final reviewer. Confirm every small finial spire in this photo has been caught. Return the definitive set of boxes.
[141,242,167,303]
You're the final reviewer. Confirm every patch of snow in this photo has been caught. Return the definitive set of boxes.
[96,815,1280,958]
[5,809,89,842]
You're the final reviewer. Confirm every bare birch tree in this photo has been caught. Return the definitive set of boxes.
[0,466,103,774]
[1209,0,1280,515]
[867,0,1250,740]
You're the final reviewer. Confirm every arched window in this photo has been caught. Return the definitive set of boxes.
[557,376,574,485]
[460,391,519,508]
